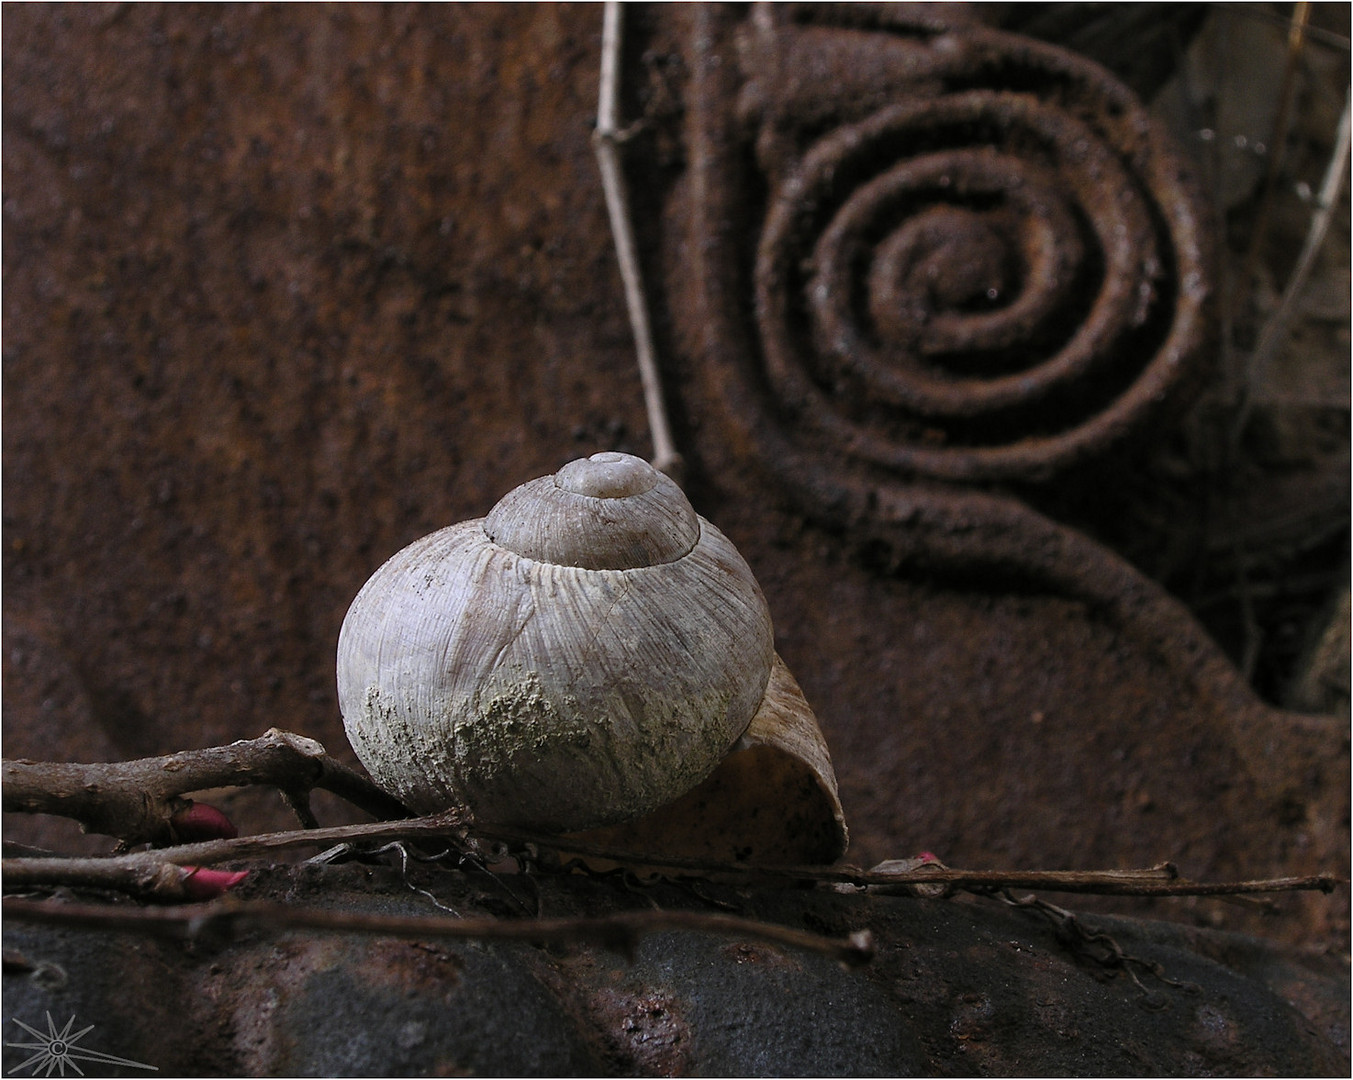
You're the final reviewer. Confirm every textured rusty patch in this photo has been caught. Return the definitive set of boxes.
[719,940,801,970]
[585,985,692,1076]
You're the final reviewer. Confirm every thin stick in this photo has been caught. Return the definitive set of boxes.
[1234,82,1351,441]
[1222,3,1349,52]
[488,829,1341,897]
[1,811,470,895]
[1,897,875,967]
[1240,1,1311,288]
[2,812,1340,900]
[593,0,683,479]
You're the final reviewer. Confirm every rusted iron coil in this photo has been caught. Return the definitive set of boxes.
[736,13,1215,485]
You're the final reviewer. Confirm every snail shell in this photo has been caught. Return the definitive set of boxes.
[336,452,776,832]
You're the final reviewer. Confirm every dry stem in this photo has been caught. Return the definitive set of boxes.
[1234,81,1352,440]
[593,0,682,479]
[1,896,875,967]
[492,829,1341,898]
[2,810,1340,902]
[2,811,468,896]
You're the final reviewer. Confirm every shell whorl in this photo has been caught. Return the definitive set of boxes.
[483,451,698,570]
[338,450,777,831]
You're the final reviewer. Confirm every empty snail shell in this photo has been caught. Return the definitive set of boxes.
[337,451,846,857]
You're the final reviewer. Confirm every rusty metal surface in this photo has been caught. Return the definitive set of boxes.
[664,3,1347,946]
[3,866,1348,1076]
[1,3,1348,1072]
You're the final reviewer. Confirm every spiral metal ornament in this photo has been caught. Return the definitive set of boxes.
[744,21,1213,485]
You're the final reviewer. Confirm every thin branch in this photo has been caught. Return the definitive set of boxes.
[483,828,1343,897]
[2,729,409,844]
[1,810,470,896]
[593,0,683,480]
[1234,81,1352,442]
[2,811,1340,901]
[1240,0,1311,288]
[1,897,876,967]
[1217,3,1349,52]
[874,871,1343,897]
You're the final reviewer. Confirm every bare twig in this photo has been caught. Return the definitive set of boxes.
[2,729,410,844]
[593,0,683,480]
[483,828,1343,897]
[1,810,470,897]
[1,897,876,967]
[2,810,1340,901]
[1240,0,1311,288]
[1222,4,1349,52]
[1234,82,1352,441]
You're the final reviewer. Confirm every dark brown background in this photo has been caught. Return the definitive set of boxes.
[4,3,1348,948]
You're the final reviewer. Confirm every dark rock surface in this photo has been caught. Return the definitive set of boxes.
[2,866,1347,1076]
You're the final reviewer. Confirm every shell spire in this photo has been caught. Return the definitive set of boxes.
[483,452,699,570]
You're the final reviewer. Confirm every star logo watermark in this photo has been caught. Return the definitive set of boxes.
[6,1012,157,1077]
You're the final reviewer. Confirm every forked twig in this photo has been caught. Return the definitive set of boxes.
[3,728,409,845]
[593,0,682,479]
